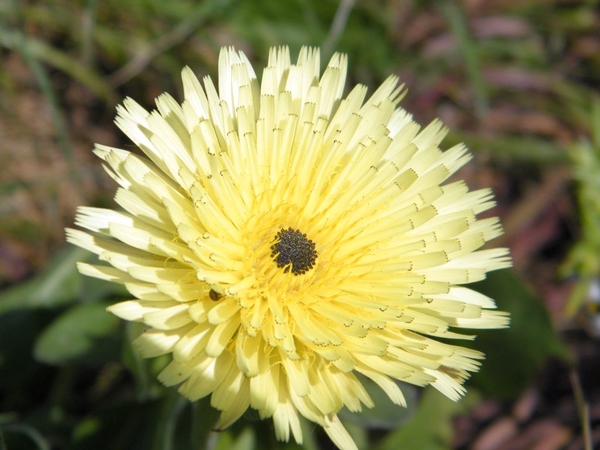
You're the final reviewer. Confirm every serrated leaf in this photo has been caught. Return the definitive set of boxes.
[33,302,121,366]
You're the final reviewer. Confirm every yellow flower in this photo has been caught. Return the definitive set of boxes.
[67,46,510,449]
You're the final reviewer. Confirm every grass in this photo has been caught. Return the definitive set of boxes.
[1,1,599,449]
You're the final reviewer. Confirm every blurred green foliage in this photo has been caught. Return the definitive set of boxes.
[469,270,569,398]
[0,256,566,448]
[1,0,598,448]
[561,98,600,317]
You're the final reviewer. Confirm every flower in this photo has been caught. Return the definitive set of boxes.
[66,46,511,449]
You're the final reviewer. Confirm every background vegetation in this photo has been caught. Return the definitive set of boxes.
[1,0,599,448]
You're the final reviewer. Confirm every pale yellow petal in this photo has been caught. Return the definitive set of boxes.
[69,44,512,450]
[133,324,194,358]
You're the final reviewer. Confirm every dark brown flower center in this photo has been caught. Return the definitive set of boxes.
[270,227,317,275]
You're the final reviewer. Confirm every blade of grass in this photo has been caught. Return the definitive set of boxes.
[322,0,356,59]
[108,0,228,87]
[1,423,50,450]
[446,131,568,164]
[570,370,592,450]
[80,0,101,69]
[0,28,117,105]
[591,96,600,149]
[153,392,188,450]
[441,2,489,118]
[5,28,80,187]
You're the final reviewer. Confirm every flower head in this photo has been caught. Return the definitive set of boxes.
[67,46,510,449]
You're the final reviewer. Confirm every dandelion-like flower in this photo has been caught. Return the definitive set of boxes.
[67,46,511,449]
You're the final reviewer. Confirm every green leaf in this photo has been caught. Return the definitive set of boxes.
[189,397,220,450]
[377,388,478,450]
[0,247,87,314]
[468,270,569,398]
[0,422,50,450]
[33,302,121,366]
[69,400,163,450]
[0,246,127,315]
[229,427,255,450]
[151,391,187,450]
[121,322,168,402]
[338,377,418,430]
[0,310,53,386]
[214,431,235,450]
